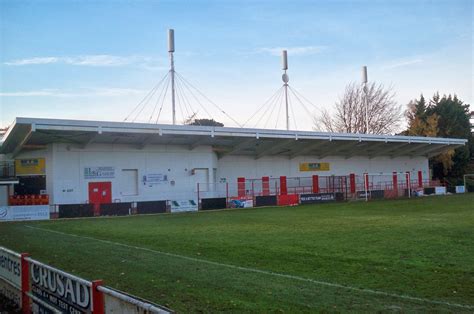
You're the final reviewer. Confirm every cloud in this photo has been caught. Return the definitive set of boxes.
[0,88,145,97]
[4,57,60,66]
[381,58,424,70]
[256,46,328,56]
[4,54,166,68]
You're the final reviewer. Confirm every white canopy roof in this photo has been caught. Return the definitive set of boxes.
[0,117,467,159]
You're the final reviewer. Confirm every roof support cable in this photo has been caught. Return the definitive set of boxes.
[254,87,284,129]
[124,72,169,122]
[176,84,186,125]
[132,74,170,123]
[288,85,314,118]
[149,74,171,123]
[274,88,284,129]
[262,87,284,129]
[130,83,161,122]
[289,85,320,111]
[289,91,298,131]
[242,86,284,128]
[175,71,243,127]
[175,78,191,120]
[155,76,171,124]
[148,73,171,123]
[174,73,215,121]
[266,86,285,129]
[176,78,201,125]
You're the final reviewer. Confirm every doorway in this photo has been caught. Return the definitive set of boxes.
[88,182,112,215]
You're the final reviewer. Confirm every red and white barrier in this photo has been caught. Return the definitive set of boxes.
[0,247,172,314]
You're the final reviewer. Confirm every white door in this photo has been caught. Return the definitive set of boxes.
[194,169,209,192]
[121,169,138,196]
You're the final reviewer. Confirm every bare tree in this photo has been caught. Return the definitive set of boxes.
[315,82,403,134]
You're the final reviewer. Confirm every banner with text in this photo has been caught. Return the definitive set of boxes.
[0,205,50,222]
[15,158,46,176]
[84,166,115,179]
[171,200,198,212]
[30,261,92,313]
[299,193,336,204]
[299,162,330,172]
[0,248,21,288]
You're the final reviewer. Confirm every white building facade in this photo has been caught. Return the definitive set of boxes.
[0,118,466,206]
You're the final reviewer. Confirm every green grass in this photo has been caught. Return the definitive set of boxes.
[1,194,473,312]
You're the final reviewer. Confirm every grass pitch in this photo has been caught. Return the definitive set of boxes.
[1,194,473,312]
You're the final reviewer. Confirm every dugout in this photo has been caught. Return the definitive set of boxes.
[0,117,467,213]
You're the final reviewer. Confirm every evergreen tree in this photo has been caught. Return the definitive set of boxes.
[426,94,471,178]
[405,93,471,180]
[405,94,438,137]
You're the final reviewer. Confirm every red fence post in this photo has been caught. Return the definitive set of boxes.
[364,173,369,192]
[393,172,398,195]
[280,176,287,195]
[237,177,245,197]
[418,170,423,188]
[20,253,31,314]
[349,174,355,194]
[312,175,319,193]
[91,280,105,314]
[262,176,269,196]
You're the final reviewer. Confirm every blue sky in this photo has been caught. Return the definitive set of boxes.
[0,0,472,130]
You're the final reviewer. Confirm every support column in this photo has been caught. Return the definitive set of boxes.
[349,174,356,194]
[312,175,319,193]
[262,177,270,196]
[280,176,287,195]
[237,177,246,198]
[393,172,398,195]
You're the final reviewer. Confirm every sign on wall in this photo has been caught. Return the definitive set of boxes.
[143,173,168,186]
[15,158,45,176]
[84,166,115,179]
[230,199,254,208]
[299,162,330,172]
[435,186,447,195]
[0,248,21,288]
[455,186,465,193]
[300,193,336,204]
[170,200,198,212]
[0,205,50,222]
[30,262,92,313]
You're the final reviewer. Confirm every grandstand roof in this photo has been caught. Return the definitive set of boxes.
[0,117,467,159]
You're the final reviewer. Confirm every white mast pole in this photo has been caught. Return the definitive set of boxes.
[362,65,368,134]
[168,29,176,125]
[282,50,289,130]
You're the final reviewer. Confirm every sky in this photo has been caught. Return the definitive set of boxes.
[0,0,472,131]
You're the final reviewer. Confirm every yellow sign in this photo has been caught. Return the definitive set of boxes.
[15,158,46,176]
[299,162,330,172]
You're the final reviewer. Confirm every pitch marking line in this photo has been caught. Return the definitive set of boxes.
[26,225,474,310]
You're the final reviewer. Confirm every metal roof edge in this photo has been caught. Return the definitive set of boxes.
[6,117,469,147]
